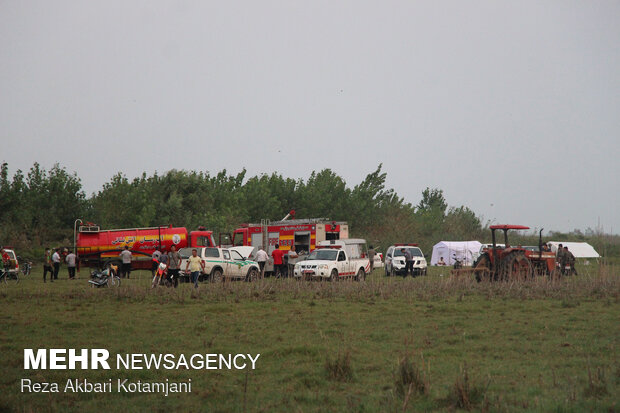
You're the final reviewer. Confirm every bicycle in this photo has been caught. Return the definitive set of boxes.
[0,268,20,284]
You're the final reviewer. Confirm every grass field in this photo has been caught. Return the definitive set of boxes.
[0,264,618,412]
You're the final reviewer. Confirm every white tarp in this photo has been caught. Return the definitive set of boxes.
[548,242,600,258]
[430,241,482,266]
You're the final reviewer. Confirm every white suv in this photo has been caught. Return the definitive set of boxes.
[384,244,427,276]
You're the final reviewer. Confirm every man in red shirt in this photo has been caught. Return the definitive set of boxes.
[271,245,286,278]
[1,248,11,277]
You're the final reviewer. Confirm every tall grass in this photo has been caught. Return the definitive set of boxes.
[2,264,618,306]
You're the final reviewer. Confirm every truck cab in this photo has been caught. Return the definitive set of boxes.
[293,239,370,281]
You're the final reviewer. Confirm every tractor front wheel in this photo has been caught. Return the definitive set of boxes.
[473,254,492,282]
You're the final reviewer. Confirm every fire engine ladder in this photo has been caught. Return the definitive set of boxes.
[261,219,270,249]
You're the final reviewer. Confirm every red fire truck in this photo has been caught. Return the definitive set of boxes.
[74,221,216,270]
[230,211,349,273]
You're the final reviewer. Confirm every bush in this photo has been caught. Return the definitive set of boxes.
[325,351,353,382]
[447,364,486,411]
[394,354,429,398]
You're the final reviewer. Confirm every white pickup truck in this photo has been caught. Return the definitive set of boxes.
[178,247,260,282]
[293,239,370,281]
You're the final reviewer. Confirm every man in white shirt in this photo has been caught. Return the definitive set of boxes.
[52,249,61,280]
[65,251,77,279]
[287,246,298,278]
[119,246,132,278]
[255,247,268,278]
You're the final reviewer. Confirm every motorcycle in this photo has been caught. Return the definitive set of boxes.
[452,255,463,270]
[18,257,32,277]
[557,261,577,276]
[151,262,168,288]
[89,267,121,288]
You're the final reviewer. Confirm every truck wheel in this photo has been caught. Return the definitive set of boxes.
[246,268,258,282]
[330,269,338,282]
[356,268,366,281]
[385,265,389,277]
[210,269,223,283]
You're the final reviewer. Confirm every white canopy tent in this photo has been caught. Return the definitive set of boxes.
[430,241,482,266]
[548,242,600,258]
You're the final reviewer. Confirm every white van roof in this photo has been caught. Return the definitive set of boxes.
[318,238,366,246]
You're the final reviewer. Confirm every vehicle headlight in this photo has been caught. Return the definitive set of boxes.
[318,264,329,269]
[295,263,300,269]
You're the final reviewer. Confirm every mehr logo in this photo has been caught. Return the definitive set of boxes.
[24,349,110,370]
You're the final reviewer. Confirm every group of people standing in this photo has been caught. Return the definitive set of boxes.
[555,243,577,274]
[42,248,77,282]
[147,245,186,288]
[255,244,298,278]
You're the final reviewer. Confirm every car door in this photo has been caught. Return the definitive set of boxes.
[337,251,347,275]
[229,249,246,278]
[222,249,235,278]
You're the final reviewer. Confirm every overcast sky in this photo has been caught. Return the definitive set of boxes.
[1,1,618,234]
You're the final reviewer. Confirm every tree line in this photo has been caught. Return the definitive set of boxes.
[1,162,616,261]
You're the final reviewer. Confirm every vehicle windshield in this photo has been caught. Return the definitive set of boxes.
[179,248,203,259]
[230,250,244,260]
[394,247,423,257]
[306,249,338,261]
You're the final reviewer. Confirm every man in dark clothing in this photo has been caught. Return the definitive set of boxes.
[368,246,376,274]
[43,248,53,283]
[402,248,414,277]
[562,246,577,275]
[556,244,564,264]
[167,245,181,287]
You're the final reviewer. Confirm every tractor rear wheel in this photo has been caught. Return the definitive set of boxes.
[498,252,533,281]
[473,254,492,282]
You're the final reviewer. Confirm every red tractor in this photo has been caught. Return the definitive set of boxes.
[473,225,557,281]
